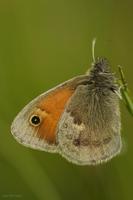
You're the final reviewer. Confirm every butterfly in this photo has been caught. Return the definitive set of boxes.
[11,55,121,165]
[11,58,122,165]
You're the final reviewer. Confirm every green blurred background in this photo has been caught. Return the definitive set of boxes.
[0,0,133,200]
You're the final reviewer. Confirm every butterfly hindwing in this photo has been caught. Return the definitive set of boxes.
[57,83,121,165]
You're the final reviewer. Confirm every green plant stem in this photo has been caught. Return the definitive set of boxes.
[118,66,133,116]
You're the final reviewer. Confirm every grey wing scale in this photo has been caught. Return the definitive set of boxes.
[57,84,122,165]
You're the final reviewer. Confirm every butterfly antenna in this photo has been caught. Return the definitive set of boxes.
[92,38,97,63]
[86,38,97,75]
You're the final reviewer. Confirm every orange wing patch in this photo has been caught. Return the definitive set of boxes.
[30,86,74,144]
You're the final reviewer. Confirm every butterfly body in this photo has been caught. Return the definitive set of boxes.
[11,58,121,165]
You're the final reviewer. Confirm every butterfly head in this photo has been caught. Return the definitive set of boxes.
[88,57,117,90]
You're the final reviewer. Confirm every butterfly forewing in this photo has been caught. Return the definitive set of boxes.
[11,75,89,153]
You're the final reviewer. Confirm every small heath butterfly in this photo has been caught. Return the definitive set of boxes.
[11,42,121,165]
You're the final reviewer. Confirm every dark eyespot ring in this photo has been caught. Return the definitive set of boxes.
[29,115,41,126]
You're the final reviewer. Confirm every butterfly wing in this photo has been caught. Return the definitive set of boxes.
[11,75,89,153]
[57,83,121,165]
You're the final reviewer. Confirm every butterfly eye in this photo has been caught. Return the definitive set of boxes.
[29,115,42,126]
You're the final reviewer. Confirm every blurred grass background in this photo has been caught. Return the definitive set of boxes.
[0,0,133,200]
